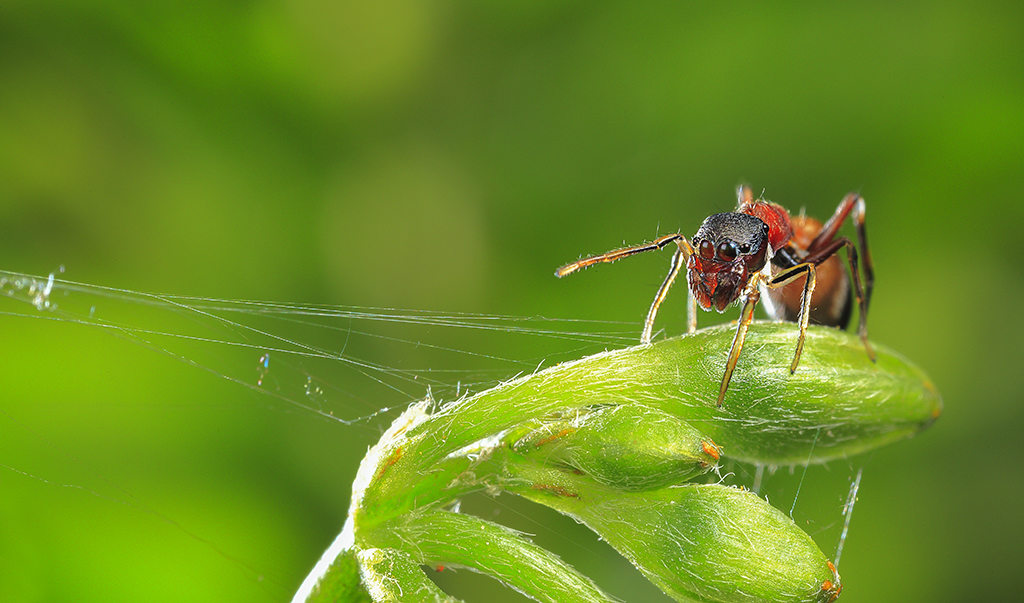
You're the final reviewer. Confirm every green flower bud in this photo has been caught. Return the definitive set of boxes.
[521,481,841,603]
[511,404,721,490]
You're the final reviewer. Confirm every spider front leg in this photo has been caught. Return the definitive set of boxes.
[717,288,760,407]
[555,233,691,345]
[641,238,694,344]
[555,234,687,277]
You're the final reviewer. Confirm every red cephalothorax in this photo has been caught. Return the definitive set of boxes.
[556,185,875,406]
[741,200,793,252]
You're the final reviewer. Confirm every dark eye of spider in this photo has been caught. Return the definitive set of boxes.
[739,244,750,254]
[698,239,715,259]
[717,241,739,262]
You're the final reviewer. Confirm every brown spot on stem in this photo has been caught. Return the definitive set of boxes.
[535,427,577,447]
[374,446,404,481]
[531,484,579,498]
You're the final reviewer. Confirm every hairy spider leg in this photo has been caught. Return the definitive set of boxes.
[687,287,698,334]
[554,233,687,277]
[719,232,874,406]
[717,285,761,407]
[762,234,874,384]
[808,193,874,345]
[800,235,875,363]
[765,262,817,373]
[555,233,695,344]
[640,239,695,343]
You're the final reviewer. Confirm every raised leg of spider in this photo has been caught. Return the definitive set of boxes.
[808,193,874,353]
[556,233,693,344]
[555,233,687,277]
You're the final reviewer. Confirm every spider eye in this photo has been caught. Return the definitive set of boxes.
[717,241,739,262]
[698,239,715,259]
[739,244,750,254]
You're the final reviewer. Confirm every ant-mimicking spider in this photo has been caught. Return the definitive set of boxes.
[556,185,875,406]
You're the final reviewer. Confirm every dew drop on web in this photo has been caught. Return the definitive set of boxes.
[304,376,325,409]
[257,353,270,387]
[2,270,59,311]
[29,273,55,310]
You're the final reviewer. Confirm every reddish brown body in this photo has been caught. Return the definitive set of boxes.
[765,215,852,328]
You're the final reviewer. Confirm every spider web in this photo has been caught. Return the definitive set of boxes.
[0,268,864,603]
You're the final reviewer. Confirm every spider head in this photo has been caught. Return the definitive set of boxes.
[687,213,770,312]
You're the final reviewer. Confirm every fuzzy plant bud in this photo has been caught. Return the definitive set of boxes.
[509,404,721,490]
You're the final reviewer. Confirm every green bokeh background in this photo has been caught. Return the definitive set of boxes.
[2,2,1021,601]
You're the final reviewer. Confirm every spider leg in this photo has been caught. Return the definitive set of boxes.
[808,193,874,339]
[717,289,760,407]
[558,234,693,344]
[555,234,687,277]
[641,241,692,344]
[803,236,875,363]
[687,287,697,334]
[766,262,817,373]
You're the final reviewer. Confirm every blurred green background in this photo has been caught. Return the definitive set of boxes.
[2,1,1022,601]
